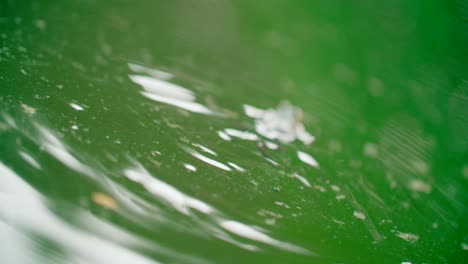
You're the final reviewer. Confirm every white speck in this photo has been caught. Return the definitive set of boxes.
[314,185,326,192]
[401,262,412,264]
[363,143,378,158]
[292,173,311,188]
[183,163,196,172]
[217,130,231,141]
[192,143,217,156]
[183,147,231,171]
[228,162,245,172]
[69,103,84,111]
[332,219,345,225]
[396,232,419,243]
[124,163,213,214]
[20,69,27,75]
[330,185,341,192]
[408,179,432,193]
[462,243,468,250]
[219,220,310,255]
[432,223,438,229]
[336,194,346,200]
[353,211,366,220]
[297,151,319,168]
[21,103,36,115]
[19,151,41,169]
[224,128,258,141]
[264,157,280,166]
[265,141,279,150]
[412,160,429,174]
[71,125,79,130]
[34,19,46,30]
[275,201,290,209]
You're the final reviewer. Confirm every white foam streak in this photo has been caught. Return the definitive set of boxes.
[130,75,195,101]
[183,147,231,171]
[292,173,311,187]
[124,165,214,215]
[220,220,312,255]
[0,162,159,264]
[297,151,319,168]
[224,129,259,141]
[128,63,174,80]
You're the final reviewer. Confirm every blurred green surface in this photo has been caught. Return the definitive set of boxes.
[1,0,467,263]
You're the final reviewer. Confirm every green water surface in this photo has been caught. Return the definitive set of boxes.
[1,1,467,263]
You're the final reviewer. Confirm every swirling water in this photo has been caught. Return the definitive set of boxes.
[1,1,467,263]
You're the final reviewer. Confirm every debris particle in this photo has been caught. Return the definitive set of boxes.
[70,103,84,111]
[336,194,346,200]
[92,192,117,210]
[396,232,419,243]
[183,163,197,172]
[34,19,46,29]
[21,103,36,115]
[363,143,378,158]
[297,150,319,168]
[265,218,276,226]
[408,179,432,193]
[217,130,231,141]
[353,211,366,220]
[274,201,290,209]
[314,185,326,192]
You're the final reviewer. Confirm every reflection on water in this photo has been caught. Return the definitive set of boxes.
[0,162,159,264]
[1,1,467,262]
[124,161,312,255]
[129,65,214,115]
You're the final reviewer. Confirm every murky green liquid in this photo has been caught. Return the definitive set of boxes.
[1,1,467,263]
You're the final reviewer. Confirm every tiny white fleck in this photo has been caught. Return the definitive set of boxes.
[353,211,366,220]
[336,194,346,200]
[396,232,419,243]
[462,243,468,250]
[228,162,245,172]
[265,141,279,150]
[408,179,432,193]
[314,185,326,192]
[363,143,378,158]
[21,103,36,115]
[183,163,197,172]
[274,201,290,209]
[297,150,319,168]
[71,125,79,130]
[34,19,46,29]
[217,130,232,141]
[69,103,84,111]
